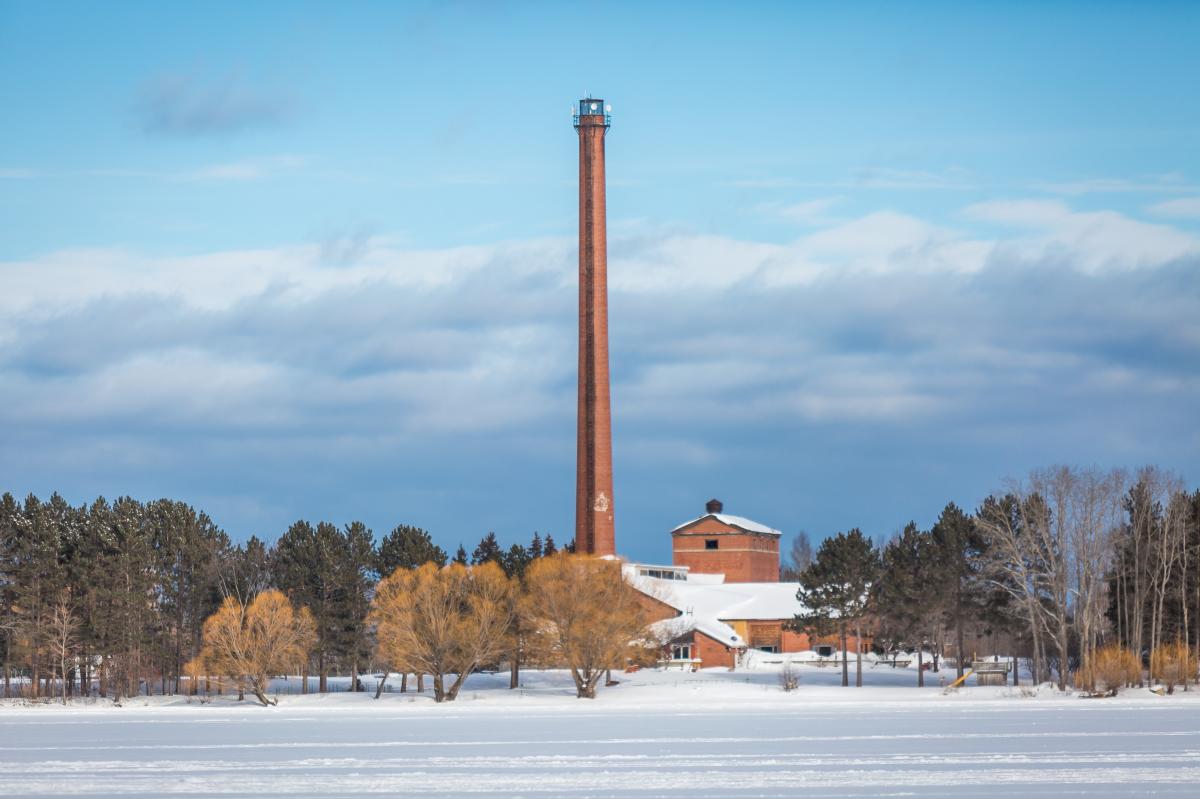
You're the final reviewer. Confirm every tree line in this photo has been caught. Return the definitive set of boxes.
[5,462,1196,703]
[0,492,574,702]
[788,465,1200,693]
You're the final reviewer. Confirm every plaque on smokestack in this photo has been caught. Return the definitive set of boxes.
[574,97,615,557]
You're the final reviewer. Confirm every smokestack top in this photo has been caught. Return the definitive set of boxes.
[706,498,724,514]
[574,98,612,129]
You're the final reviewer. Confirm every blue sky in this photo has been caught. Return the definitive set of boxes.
[2,1,1198,563]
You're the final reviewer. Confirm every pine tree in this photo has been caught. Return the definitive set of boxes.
[502,543,532,579]
[340,521,377,691]
[795,529,879,687]
[270,520,349,692]
[0,492,19,698]
[930,502,986,678]
[376,524,447,576]
[6,494,67,698]
[875,522,938,685]
[91,496,155,700]
[472,532,503,566]
[220,536,272,605]
[542,535,558,556]
[146,499,228,694]
[453,544,468,565]
[529,532,544,560]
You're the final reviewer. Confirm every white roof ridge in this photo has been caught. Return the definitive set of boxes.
[670,512,782,537]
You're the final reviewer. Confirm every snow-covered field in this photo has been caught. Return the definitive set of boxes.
[2,666,1199,798]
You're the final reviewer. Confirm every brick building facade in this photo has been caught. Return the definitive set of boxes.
[628,500,869,669]
[671,499,780,583]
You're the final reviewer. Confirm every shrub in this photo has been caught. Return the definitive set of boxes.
[1076,645,1140,696]
[1150,641,1197,694]
[779,660,799,692]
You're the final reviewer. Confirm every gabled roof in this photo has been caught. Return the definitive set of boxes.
[625,564,806,649]
[670,512,782,537]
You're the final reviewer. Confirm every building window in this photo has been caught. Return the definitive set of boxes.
[816,645,834,657]
[757,645,779,653]
[671,643,692,660]
[705,539,719,550]
[639,567,684,581]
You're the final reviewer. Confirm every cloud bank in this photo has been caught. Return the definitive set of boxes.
[1,201,1197,555]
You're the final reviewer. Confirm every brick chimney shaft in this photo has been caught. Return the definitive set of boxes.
[574,99,615,557]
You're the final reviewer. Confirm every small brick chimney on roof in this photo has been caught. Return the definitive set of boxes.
[705,498,724,514]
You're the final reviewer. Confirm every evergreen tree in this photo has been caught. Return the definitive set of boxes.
[529,532,544,560]
[100,496,155,699]
[875,522,938,685]
[146,499,228,694]
[564,537,576,554]
[542,535,558,556]
[930,502,986,678]
[219,536,271,605]
[472,532,503,566]
[502,543,532,579]
[0,493,20,697]
[453,544,468,565]
[376,524,447,576]
[340,521,378,691]
[795,529,879,687]
[271,520,348,692]
[6,494,67,698]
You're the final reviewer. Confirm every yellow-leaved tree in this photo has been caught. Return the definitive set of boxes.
[370,561,513,702]
[522,554,649,699]
[198,589,316,706]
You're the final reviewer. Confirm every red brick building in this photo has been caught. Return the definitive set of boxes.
[627,500,868,669]
[671,498,780,583]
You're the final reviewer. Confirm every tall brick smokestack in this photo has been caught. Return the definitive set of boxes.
[574,98,615,557]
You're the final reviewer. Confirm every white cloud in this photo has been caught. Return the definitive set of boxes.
[1147,197,1200,219]
[2,200,1196,454]
[965,199,1199,272]
[0,237,573,315]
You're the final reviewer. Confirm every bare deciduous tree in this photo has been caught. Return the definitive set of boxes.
[370,562,513,703]
[198,589,316,706]
[522,554,649,699]
[981,466,1127,691]
[47,591,79,705]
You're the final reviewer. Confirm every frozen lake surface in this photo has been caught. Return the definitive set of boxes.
[2,668,1199,797]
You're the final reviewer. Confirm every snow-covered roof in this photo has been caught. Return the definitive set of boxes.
[670,512,782,537]
[625,564,806,649]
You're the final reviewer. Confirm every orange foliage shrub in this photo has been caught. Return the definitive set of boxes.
[370,562,514,702]
[521,554,649,699]
[1150,641,1197,694]
[1076,645,1141,696]
[198,590,316,706]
